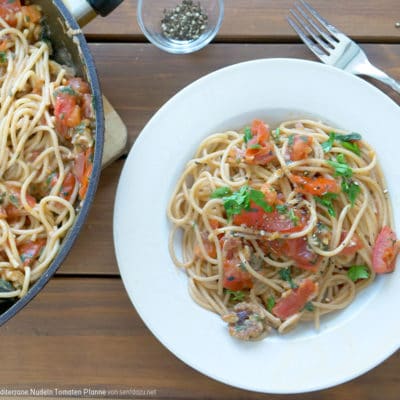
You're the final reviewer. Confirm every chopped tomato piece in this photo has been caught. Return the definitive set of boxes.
[372,226,399,274]
[291,174,340,196]
[6,185,36,218]
[248,119,270,146]
[74,148,93,201]
[68,77,90,95]
[260,183,277,205]
[54,91,81,135]
[59,172,76,201]
[263,237,320,272]
[245,143,275,166]
[340,231,363,256]
[18,239,46,266]
[221,236,253,291]
[22,5,41,23]
[194,231,217,259]
[209,219,220,230]
[0,0,21,27]
[272,279,318,320]
[233,202,306,233]
[290,135,313,161]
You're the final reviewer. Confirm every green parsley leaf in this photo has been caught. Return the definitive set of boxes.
[288,134,295,146]
[327,154,353,177]
[211,186,232,199]
[347,265,370,282]
[272,128,280,142]
[314,192,338,217]
[9,193,19,206]
[341,179,360,206]
[279,267,297,289]
[288,208,299,226]
[248,188,273,213]
[335,133,362,142]
[0,51,7,64]
[276,204,288,215]
[341,141,361,156]
[226,289,246,302]
[303,301,315,312]
[266,296,276,312]
[244,127,252,143]
[321,132,336,153]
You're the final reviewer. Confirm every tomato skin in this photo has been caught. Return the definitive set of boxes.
[291,174,340,196]
[340,231,363,256]
[233,202,306,233]
[250,119,270,145]
[54,92,81,135]
[263,237,320,272]
[223,259,253,291]
[0,0,21,27]
[290,135,313,161]
[272,279,318,320]
[68,77,90,95]
[74,148,93,201]
[372,226,399,274]
[18,239,46,266]
[22,5,41,23]
[245,143,275,166]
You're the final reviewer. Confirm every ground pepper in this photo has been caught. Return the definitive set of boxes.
[161,0,208,41]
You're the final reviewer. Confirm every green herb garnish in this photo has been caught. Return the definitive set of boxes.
[244,127,252,143]
[226,289,246,302]
[303,301,315,312]
[322,132,362,155]
[266,296,275,312]
[211,186,232,199]
[0,52,7,64]
[248,144,262,149]
[276,204,288,215]
[347,265,370,282]
[288,208,299,226]
[288,134,295,146]
[341,141,361,155]
[321,132,336,153]
[272,128,280,143]
[314,192,338,217]
[327,153,353,177]
[0,279,15,293]
[279,268,297,289]
[341,179,360,206]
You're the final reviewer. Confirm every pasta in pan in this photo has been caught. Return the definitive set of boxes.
[168,118,399,340]
[0,1,94,299]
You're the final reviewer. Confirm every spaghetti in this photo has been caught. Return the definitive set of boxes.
[0,2,94,299]
[168,118,399,340]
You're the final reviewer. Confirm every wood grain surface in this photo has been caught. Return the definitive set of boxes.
[83,0,400,42]
[1,1,400,397]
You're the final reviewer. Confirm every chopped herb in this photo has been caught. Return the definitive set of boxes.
[9,194,19,206]
[341,179,360,206]
[55,86,77,97]
[303,301,315,312]
[321,132,336,153]
[347,265,370,282]
[226,289,246,302]
[248,144,262,149]
[211,186,232,199]
[335,133,362,142]
[314,192,338,217]
[0,193,5,204]
[0,279,15,293]
[0,52,7,64]
[266,296,275,312]
[238,262,247,272]
[276,204,288,215]
[279,267,297,289]
[288,208,299,226]
[327,153,353,177]
[272,128,280,142]
[248,188,273,213]
[322,132,362,155]
[288,134,295,146]
[244,127,252,143]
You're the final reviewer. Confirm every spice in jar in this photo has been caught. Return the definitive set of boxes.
[161,0,208,41]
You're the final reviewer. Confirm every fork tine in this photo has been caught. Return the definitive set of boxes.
[289,8,332,53]
[294,2,335,48]
[287,15,328,61]
[299,0,341,38]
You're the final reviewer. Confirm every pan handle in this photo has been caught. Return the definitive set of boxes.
[62,0,124,26]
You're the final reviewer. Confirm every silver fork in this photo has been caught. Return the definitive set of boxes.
[287,0,400,93]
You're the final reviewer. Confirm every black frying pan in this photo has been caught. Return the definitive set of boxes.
[0,0,124,325]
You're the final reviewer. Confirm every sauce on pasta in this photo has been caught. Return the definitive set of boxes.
[0,1,94,299]
[168,119,399,340]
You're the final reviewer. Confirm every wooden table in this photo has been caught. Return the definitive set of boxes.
[1,1,399,399]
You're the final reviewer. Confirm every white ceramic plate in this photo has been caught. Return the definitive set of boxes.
[113,59,400,394]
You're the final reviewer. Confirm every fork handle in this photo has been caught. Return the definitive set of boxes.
[360,63,400,94]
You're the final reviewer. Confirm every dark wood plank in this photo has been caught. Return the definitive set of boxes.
[0,277,398,399]
[58,43,400,276]
[83,0,400,42]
